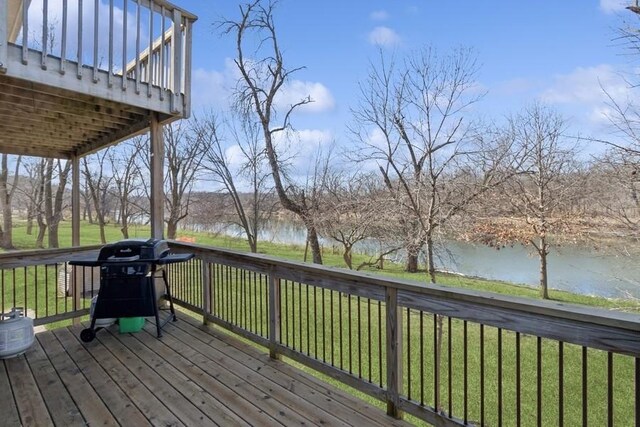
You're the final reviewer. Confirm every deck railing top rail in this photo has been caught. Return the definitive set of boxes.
[167,241,640,336]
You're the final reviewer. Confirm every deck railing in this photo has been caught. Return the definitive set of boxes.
[1,0,196,116]
[166,241,640,427]
[2,242,640,426]
[0,245,101,325]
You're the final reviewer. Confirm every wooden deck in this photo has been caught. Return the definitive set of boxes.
[0,313,411,427]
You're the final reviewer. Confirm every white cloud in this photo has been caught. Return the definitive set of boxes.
[540,64,633,130]
[192,57,334,115]
[600,0,627,14]
[541,64,629,105]
[368,26,401,48]
[370,10,389,21]
[588,105,617,125]
[271,128,333,168]
[276,80,335,114]
[191,58,238,110]
[224,144,246,169]
[296,129,333,146]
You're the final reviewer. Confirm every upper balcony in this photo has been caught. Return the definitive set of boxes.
[0,0,197,158]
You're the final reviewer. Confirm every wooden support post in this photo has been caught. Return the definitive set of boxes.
[71,155,80,246]
[150,112,164,239]
[201,257,211,325]
[71,155,81,325]
[386,287,403,418]
[268,274,281,359]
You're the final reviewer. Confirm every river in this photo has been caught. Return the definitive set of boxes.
[194,221,640,300]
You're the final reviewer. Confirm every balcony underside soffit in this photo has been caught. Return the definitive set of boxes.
[0,75,158,159]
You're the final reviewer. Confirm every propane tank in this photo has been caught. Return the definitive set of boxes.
[0,308,35,359]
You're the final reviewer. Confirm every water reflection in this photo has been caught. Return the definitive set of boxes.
[193,221,640,299]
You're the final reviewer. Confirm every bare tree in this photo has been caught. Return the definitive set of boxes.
[44,158,71,248]
[16,158,42,236]
[0,154,21,249]
[198,111,274,252]
[35,159,47,248]
[319,171,398,269]
[351,47,515,281]
[470,104,583,299]
[164,121,206,239]
[221,0,327,264]
[83,149,113,244]
[109,137,147,238]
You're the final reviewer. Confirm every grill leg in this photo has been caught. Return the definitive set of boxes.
[162,269,177,322]
[150,269,162,338]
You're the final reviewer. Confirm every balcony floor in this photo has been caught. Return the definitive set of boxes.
[1,313,410,427]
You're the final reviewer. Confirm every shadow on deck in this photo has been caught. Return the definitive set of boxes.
[0,312,410,427]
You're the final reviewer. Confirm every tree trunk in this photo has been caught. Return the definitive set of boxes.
[0,154,18,249]
[26,217,33,235]
[98,216,106,244]
[167,219,177,240]
[406,253,419,273]
[342,244,353,269]
[86,203,94,223]
[48,222,59,248]
[26,197,34,235]
[539,237,549,299]
[248,234,257,253]
[405,241,421,272]
[425,234,436,283]
[36,217,46,248]
[1,202,13,249]
[121,211,129,239]
[305,222,323,264]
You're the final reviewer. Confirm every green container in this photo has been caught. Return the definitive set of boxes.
[119,317,145,333]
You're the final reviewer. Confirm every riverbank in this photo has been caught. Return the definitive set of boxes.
[6,220,640,313]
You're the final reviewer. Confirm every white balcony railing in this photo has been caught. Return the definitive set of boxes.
[1,0,196,117]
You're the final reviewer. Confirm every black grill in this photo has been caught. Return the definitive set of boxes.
[70,238,194,342]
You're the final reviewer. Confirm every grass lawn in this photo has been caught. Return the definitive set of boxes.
[3,220,639,425]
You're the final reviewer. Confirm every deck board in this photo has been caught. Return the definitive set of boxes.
[95,329,218,427]
[53,327,152,427]
[75,326,187,427]
[23,338,85,426]
[157,320,348,426]
[36,330,119,427]
[4,353,53,426]
[1,315,413,427]
[175,315,410,427]
[0,360,22,426]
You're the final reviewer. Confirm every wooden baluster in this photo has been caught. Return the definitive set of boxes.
[108,0,113,86]
[41,0,48,69]
[21,0,28,64]
[77,0,83,78]
[92,0,98,82]
[122,0,127,90]
[60,0,67,74]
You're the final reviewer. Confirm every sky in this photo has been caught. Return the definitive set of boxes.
[169,0,640,160]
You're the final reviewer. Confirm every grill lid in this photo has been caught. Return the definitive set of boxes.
[97,238,170,261]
